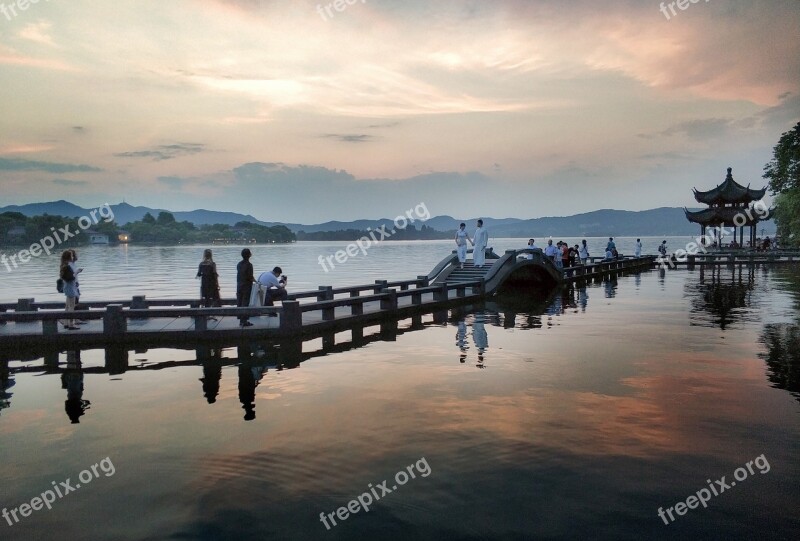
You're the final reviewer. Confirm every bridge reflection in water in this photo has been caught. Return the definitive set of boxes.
[0,280,603,422]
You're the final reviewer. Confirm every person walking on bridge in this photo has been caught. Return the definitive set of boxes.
[454,223,471,269]
[471,219,489,267]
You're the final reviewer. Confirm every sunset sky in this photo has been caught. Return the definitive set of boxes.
[1,0,798,223]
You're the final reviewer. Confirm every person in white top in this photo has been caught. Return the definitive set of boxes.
[523,238,536,259]
[544,239,559,261]
[454,223,471,269]
[257,266,288,314]
[578,239,589,265]
[471,219,489,267]
[634,238,642,258]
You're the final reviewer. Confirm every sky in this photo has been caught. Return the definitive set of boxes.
[0,0,798,223]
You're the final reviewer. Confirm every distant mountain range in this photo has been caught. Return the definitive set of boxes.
[0,200,776,237]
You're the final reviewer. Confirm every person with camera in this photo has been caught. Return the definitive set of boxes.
[257,266,288,316]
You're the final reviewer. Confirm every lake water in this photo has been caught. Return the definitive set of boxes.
[1,240,799,540]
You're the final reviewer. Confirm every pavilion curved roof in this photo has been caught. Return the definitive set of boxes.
[684,206,774,226]
[693,167,767,205]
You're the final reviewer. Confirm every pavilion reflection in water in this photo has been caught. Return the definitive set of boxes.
[686,265,760,329]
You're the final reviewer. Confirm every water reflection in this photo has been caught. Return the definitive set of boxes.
[61,350,90,423]
[0,359,12,416]
[200,357,222,404]
[687,266,757,329]
[473,312,488,367]
[760,323,800,402]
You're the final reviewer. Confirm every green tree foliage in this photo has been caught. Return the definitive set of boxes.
[141,212,156,224]
[156,211,176,225]
[764,122,800,246]
[764,122,800,194]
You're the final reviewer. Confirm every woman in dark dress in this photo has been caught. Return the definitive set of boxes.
[196,249,221,308]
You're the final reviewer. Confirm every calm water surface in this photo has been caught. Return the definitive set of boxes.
[1,242,799,540]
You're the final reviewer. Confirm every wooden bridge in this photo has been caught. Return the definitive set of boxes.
[0,248,657,355]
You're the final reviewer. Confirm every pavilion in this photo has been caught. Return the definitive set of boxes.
[685,167,772,249]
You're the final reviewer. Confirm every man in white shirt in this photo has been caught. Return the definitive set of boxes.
[544,239,559,262]
[257,266,288,312]
[634,239,642,258]
[472,219,489,267]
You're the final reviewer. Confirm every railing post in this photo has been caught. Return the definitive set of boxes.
[317,286,333,302]
[472,278,486,296]
[131,295,147,319]
[194,312,208,332]
[434,283,448,302]
[351,298,364,316]
[374,280,388,294]
[280,300,302,333]
[17,298,35,312]
[43,319,58,336]
[416,275,429,288]
[380,289,398,311]
[456,285,466,298]
[103,304,126,337]
[319,286,334,320]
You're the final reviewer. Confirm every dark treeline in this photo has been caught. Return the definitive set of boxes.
[1,211,295,246]
[0,212,116,247]
[296,224,451,241]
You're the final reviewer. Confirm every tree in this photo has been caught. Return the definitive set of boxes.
[764,122,800,194]
[142,212,156,224]
[764,122,800,246]
[156,211,176,225]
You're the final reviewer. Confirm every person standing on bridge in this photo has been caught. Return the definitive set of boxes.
[579,240,589,265]
[59,250,79,330]
[196,249,221,312]
[635,239,642,258]
[454,223,471,269]
[471,219,489,267]
[237,249,256,327]
[606,237,616,252]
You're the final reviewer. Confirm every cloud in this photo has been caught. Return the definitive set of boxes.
[658,118,733,139]
[114,143,206,161]
[18,22,56,46]
[321,134,376,143]
[0,158,101,173]
[158,176,188,189]
[52,178,89,186]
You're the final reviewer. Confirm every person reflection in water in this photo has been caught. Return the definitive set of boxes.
[238,361,268,421]
[0,361,13,416]
[61,351,90,423]
[200,359,222,404]
[456,319,469,363]
[472,313,488,368]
